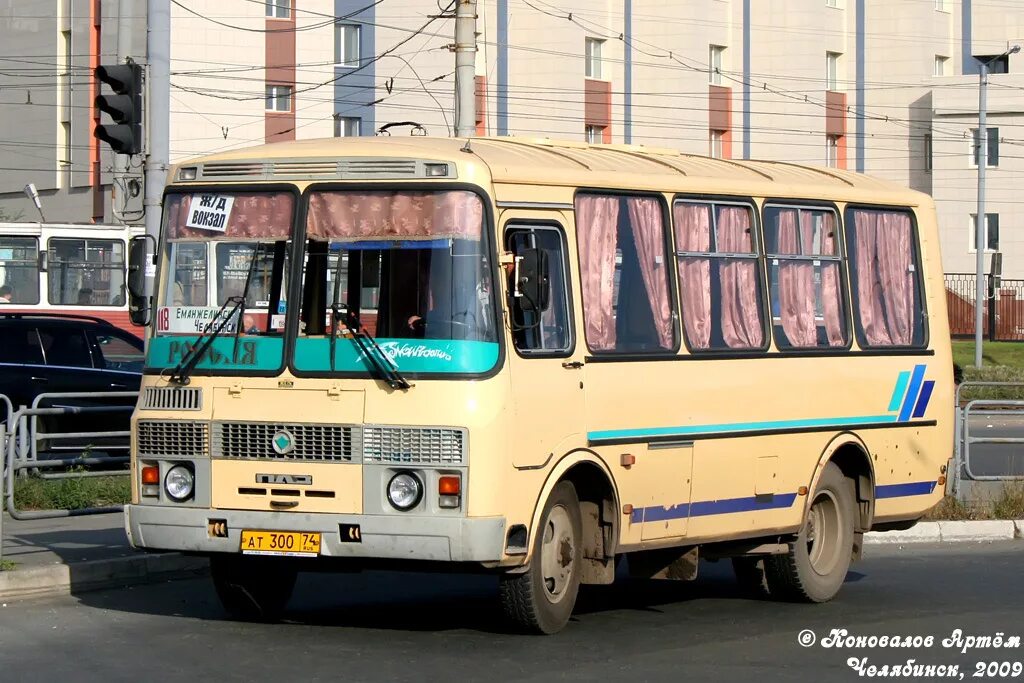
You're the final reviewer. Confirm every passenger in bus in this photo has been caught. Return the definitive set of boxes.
[77,288,93,305]
[0,285,12,303]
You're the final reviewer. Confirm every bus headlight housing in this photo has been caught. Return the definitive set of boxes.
[387,472,422,511]
[164,464,195,502]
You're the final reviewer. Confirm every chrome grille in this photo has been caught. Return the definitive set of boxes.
[213,422,358,462]
[362,426,466,465]
[136,421,209,457]
[140,387,202,411]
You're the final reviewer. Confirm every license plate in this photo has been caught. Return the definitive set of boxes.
[240,530,321,557]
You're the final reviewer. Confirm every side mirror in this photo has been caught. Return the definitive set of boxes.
[513,248,550,313]
[127,235,155,326]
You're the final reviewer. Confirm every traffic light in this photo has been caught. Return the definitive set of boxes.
[94,62,143,155]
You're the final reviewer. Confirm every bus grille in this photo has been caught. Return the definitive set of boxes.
[213,422,358,462]
[140,387,202,411]
[136,421,209,457]
[362,426,466,465]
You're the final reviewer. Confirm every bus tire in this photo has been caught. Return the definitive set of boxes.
[210,555,297,622]
[765,463,855,603]
[498,481,583,634]
[731,557,771,598]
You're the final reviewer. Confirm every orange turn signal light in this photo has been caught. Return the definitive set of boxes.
[438,476,461,496]
[142,466,159,485]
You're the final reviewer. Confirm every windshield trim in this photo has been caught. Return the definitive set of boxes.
[287,181,505,383]
[144,182,302,378]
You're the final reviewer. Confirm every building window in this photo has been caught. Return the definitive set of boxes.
[709,130,725,158]
[335,23,361,68]
[826,0,839,7]
[971,214,1000,252]
[334,116,361,137]
[971,127,999,167]
[934,55,947,76]
[709,45,725,85]
[585,37,604,79]
[935,0,946,9]
[975,54,1009,74]
[265,85,292,112]
[826,135,840,167]
[585,125,606,143]
[826,52,841,91]
[924,132,933,172]
[266,0,289,19]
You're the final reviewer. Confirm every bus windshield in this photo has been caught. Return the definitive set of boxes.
[150,191,295,372]
[293,189,499,376]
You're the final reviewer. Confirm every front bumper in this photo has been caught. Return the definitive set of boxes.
[125,504,507,563]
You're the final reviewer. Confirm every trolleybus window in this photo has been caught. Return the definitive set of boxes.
[764,205,848,349]
[0,236,40,304]
[673,200,765,351]
[47,238,125,306]
[575,193,674,354]
[844,207,925,348]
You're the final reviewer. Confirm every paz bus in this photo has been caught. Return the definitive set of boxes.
[0,221,145,332]
[124,136,952,634]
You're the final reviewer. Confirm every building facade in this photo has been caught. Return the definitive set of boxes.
[0,0,1021,277]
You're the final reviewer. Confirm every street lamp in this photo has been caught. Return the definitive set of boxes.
[975,45,1021,368]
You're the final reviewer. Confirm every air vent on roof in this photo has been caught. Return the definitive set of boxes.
[272,161,339,177]
[340,159,418,176]
[199,162,266,179]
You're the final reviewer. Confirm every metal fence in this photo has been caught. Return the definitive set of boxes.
[946,272,1024,341]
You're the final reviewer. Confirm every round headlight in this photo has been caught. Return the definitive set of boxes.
[387,472,422,511]
[165,464,195,501]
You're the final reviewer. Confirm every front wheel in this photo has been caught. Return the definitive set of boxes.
[210,555,297,622]
[765,463,855,602]
[499,481,583,634]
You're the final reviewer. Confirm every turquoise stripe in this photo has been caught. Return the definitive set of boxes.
[888,371,911,412]
[588,414,899,442]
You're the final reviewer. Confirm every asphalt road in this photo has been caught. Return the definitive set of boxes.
[1,542,1022,682]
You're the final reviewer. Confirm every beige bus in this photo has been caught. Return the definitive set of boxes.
[124,136,952,634]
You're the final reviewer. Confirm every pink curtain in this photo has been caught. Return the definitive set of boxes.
[776,209,816,347]
[717,206,763,348]
[816,212,846,346]
[854,210,915,346]
[673,203,712,349]
[627,197,673,349]
[576,194,620,351]
[305,190,483,241]
[166,193,294,240]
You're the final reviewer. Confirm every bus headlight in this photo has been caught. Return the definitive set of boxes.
[387,472,422,511]
[165,464,195,501]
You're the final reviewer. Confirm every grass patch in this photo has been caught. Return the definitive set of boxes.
[952,340,1024,401]
[992,483,1024,520]
[923,495,991,521]
[0,560,16,571]
[11,473,130,512]
[952,340,1024,369]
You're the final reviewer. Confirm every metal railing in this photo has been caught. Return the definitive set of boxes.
[946,273,1024,341]
[0,391,138,564]
[953,382,1024,490]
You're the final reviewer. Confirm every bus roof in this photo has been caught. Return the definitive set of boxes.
[176,136,928,206]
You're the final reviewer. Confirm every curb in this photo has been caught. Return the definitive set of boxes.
[0,553,209,601]
[865,519,1024,544]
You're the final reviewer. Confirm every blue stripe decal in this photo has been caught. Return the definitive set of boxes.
[876,481,937,499]
[888,371,911,412]
[589,415,897,442]
[912,380,935,419]
[898,364,927,422]
[635,493,798,523]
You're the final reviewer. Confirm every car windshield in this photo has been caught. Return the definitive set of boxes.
[293,189,499,376]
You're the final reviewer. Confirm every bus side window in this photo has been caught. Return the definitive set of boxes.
[505,226,572,354]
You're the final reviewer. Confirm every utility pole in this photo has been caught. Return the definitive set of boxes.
[975,45,1020,368]
[453,0,477,137]
[145,0,170,303]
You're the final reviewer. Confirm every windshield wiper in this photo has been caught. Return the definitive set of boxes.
[345,310,411,390]
[231,244,262,364]
[168,295,244,385]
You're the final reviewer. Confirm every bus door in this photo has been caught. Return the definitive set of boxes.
[502,216,583,468]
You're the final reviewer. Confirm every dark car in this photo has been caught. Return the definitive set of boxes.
[0,313,143,460]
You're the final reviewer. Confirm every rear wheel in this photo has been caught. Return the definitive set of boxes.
[765,463,855,602]
[210,555,297,622]
[499,481,583,634]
